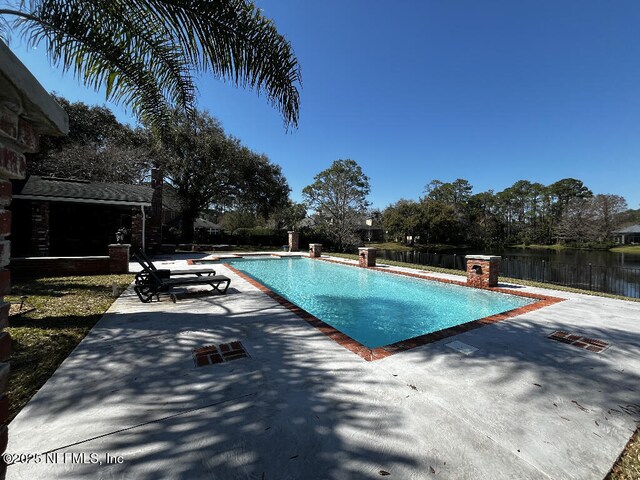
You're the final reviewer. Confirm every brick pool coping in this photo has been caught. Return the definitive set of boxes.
[222,257,565,361]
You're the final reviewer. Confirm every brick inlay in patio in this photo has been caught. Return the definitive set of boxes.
[192,341,249,367]
[548,331,609,353]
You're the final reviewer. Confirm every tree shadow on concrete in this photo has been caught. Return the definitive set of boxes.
[8,289,428,479]
[376,299,640,479]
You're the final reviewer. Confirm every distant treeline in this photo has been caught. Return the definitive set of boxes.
[382,178,636,249]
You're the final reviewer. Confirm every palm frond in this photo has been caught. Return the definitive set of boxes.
[1,0,301,128]
[124,0,302,127]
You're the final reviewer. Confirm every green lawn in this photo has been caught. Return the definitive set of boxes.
[510,243,567,250]
[364,242,459,252]
[5,274,133,421]
[610,245,640,254]
[363,242,415,252]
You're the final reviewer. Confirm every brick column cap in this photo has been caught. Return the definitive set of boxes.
[108,244,132,247]
[358,247,377,252]
[287,230,297,234]
[465,255,501,261]
[309,243,322,247]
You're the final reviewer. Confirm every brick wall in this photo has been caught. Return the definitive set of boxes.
[0,105,37,476]
[30,200,49,255]
[108,244,130,274]
[1,40,68,479]
[131,208,143,252]
[10,256,110,278]
[147,168,163,253]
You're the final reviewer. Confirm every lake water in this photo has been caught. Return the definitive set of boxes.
[377,247,640,298]
[465,247,640,269]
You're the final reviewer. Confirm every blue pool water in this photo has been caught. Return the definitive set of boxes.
[225,257,534,348]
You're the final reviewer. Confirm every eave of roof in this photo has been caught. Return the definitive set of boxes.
[13,194,150,207]
[612,224,640,234]
[0,41,68,136]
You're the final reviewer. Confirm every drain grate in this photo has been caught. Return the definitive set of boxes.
[548,331,609,353]
[193,341,249,367]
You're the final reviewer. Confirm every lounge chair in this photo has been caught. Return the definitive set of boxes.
[133,259,231,303]
[134,251,217,277]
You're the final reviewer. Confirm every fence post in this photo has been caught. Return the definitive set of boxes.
[588,263,593,291]
[541,260,545,283]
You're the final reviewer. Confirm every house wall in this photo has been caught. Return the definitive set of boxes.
[0,102,36,470]
[12,199,134,256]
[0,41,68,478]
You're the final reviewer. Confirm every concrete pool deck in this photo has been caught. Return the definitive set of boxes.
[6,254,640,479]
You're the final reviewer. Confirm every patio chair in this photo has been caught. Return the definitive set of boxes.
[134,251,217,277]
[133,260,231,303]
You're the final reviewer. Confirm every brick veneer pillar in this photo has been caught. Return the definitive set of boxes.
[288,231,299,252]
[309,243,322,258]
[131,208,143,251]
[358,247,377,267]
[466,255,501,288]
[0,107,33,469]
[108,244,130,274]
[30,200,50,256]
[0,100,38,477]
[147,168,163,253]
[0,41,68,479]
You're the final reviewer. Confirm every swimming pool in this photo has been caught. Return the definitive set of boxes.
[224,257,536,349]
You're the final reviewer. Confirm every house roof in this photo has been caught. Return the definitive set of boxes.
[613,224,640,234]
[14,175,181,209]
[194,218,222,230]
[14,175,150,206]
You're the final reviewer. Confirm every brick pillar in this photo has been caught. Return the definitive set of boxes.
[309,243,322,258]
[1,42,69,480]
[358,247,377,267]
[108,244,130,274]
[288,231,299,252]
[147,167,163,253]
[466,255,501,288]
[0,105,37,477]
[131,207,143,252]
[30,200,49,256]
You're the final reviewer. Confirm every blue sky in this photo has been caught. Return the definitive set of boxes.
[8,0,640,210]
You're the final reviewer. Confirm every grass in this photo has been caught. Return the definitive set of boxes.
[363,242,415,252]
[510,243,567,250]
[607,430,640,480]
[5,274,133,421]
[364,242,461,252]
[610,245,640,254]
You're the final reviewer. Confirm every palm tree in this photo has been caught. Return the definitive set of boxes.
[0,0,301,129]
